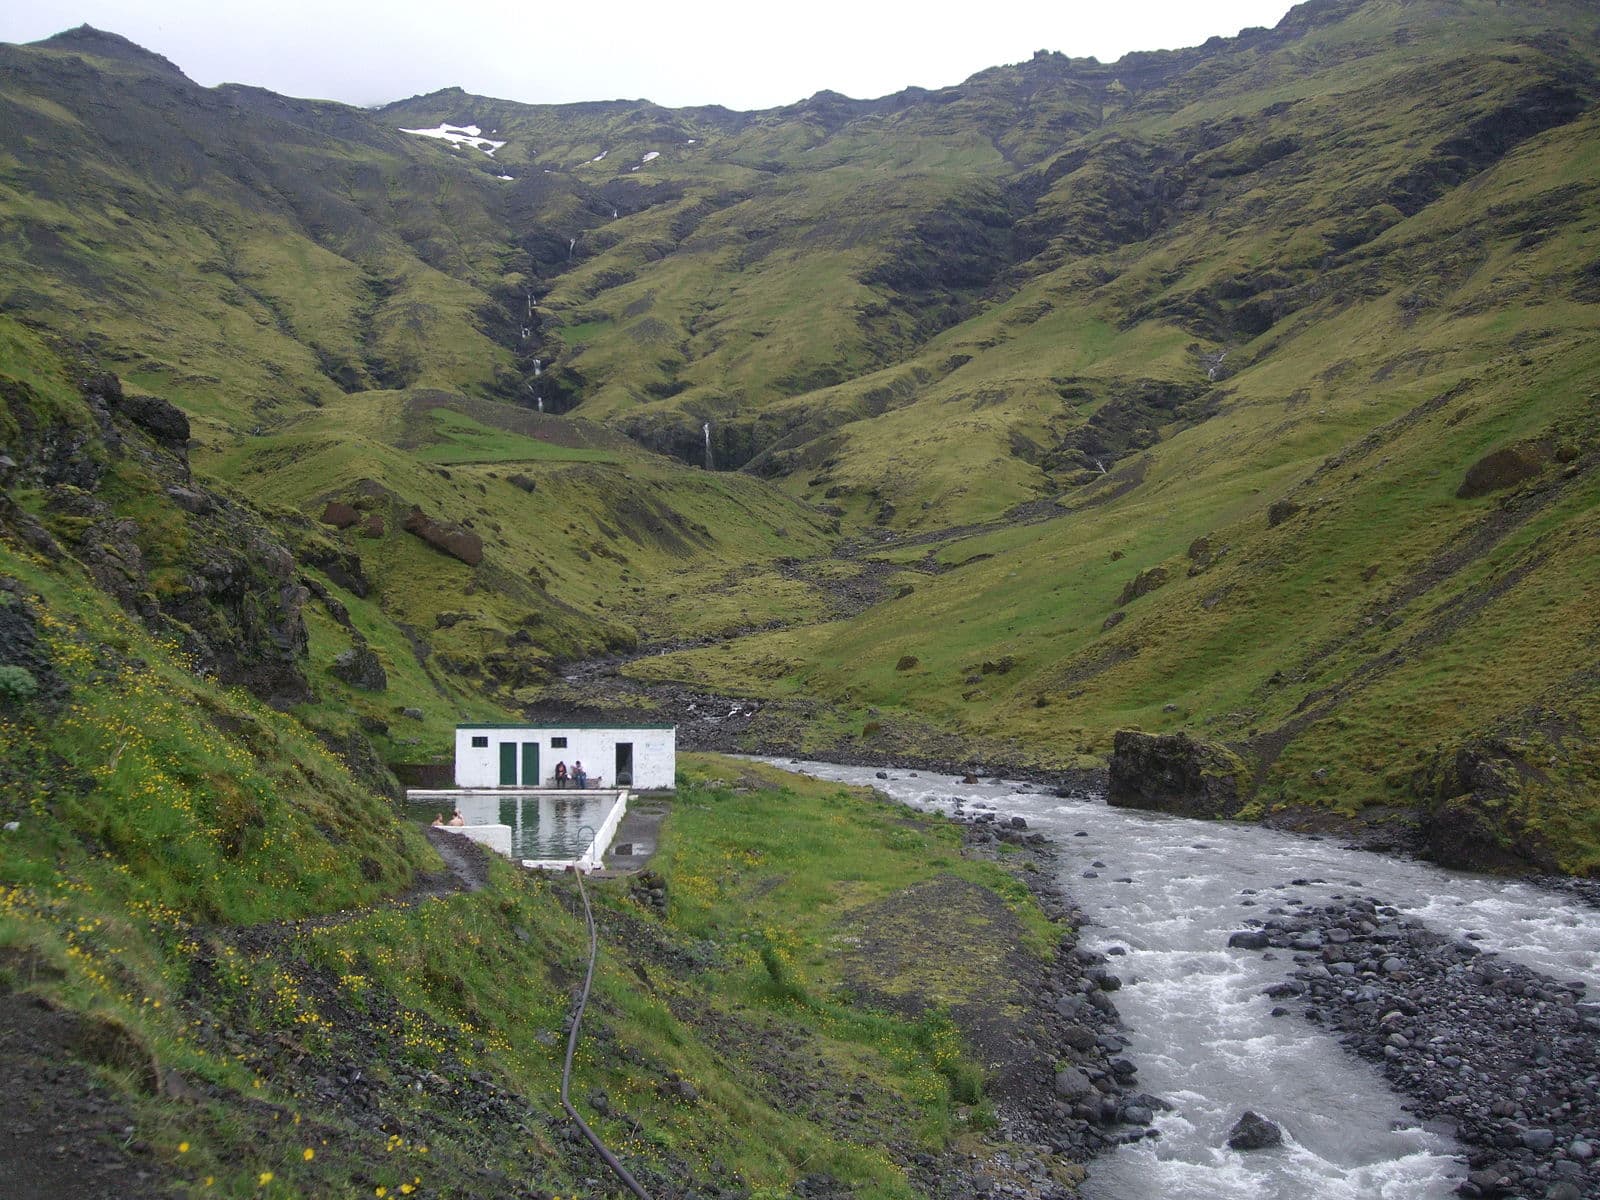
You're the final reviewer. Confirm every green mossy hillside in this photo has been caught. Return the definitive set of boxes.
[0,570,1066,1197]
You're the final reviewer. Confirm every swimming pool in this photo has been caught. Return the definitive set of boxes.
[409,791,620,862]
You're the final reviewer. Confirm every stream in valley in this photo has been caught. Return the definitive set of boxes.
[754,759,1600,1200]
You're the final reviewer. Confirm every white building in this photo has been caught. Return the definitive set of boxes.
[453,724,676,790]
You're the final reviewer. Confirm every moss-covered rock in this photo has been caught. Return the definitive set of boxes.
[1456,442,1548,499]
[1410,738,1560,873]
[1107,731,1252,819]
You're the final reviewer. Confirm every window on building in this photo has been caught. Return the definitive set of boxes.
[470,735,488,748]
[550,736,568,748]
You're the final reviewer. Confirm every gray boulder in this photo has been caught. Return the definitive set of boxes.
[1227,1110,1283,1151]
[1053,1067,1096,1100]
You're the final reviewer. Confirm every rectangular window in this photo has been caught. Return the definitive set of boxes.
[470,735,488,748]
[550,736,568,748]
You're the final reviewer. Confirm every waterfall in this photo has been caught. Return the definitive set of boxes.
[703,422,713,471]
[568,237,576,257]
[533,358,541,377]
[536,395,544,413]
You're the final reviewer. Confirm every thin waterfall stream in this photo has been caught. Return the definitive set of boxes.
[754,759,1600,1199]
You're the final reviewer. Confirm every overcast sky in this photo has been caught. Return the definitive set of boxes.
[1,1,1301,111]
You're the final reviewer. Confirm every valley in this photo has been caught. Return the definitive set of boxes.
[2,0,1599,1195]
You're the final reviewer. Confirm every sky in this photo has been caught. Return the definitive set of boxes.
[0,1,1302,111]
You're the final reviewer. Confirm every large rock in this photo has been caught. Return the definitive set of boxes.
[403,507,483,566]
[320,501,360,529]
[3,365,313,709]
[1117,566,1170,606]
[1227,1110,1283,1150]
[1456,442,1546,499]
[115,391,190,451]
[97,372,190,451]
[1108,731,1251,818]
[1410,738,1557,873]
[1266,498,1302,527]
[1053,1067,1096,1100]
[330,643,387,691]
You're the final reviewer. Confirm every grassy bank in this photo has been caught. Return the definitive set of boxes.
[0,552,1067,1197]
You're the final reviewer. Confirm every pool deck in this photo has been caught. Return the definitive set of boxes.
[594,793,670,876]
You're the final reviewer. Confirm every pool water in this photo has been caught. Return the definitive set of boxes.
[411,792,616,860]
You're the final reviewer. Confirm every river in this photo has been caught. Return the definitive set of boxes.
[753,759,1600,1199]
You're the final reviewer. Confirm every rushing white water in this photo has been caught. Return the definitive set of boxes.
[753,759,1600,1199]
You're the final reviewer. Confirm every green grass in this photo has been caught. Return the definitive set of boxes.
[414,408,620,464]
[5,1,1600,871]
[0,568,1061,1193]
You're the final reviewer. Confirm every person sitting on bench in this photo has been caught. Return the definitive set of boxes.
[572,761,587,788]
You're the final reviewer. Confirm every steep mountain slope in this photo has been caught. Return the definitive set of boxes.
[2,318,1076,1198]
[1,1,1598,873]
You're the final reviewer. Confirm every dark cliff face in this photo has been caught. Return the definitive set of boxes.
[1,364,312,708]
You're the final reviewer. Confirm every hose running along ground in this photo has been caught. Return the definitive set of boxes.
[559,866,655,1200]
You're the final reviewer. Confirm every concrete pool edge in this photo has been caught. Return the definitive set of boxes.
[405,787,630,873]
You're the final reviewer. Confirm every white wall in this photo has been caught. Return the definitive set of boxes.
[444,824,512,857]
[454,726,675,789]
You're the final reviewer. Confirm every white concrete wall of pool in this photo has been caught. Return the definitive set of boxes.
[452,724,675,790]
[410,788,628,872]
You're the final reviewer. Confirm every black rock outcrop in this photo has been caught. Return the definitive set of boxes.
[1107,731,1250,819]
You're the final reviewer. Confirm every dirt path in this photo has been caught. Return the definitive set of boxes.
[0,951,171,1200]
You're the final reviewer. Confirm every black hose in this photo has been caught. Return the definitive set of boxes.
[560,867,655,1200]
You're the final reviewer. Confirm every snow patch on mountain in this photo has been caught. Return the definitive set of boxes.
[399,123,507,156]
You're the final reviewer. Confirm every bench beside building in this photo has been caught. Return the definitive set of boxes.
[453,724,676,790]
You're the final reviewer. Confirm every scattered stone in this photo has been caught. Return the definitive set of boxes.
[403,507,483,566]
[1226,1110,1283,1151]
[1228,895,1600,1200]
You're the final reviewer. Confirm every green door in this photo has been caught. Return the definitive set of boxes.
[521,742,540,787]
[498,742,517,786]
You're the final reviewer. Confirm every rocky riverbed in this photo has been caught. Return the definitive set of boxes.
[963,819,1165,1158]
[1229,894,1600,1199]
